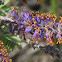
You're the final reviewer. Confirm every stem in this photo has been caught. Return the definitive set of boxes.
[51,0,56,14]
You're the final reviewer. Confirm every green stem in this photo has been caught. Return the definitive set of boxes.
[51,0,56,14]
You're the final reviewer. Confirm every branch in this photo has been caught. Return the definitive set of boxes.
[0,15,14,22]
[32,44,62,59]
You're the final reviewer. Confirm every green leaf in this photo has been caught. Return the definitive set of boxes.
[16,43,20,48]
[12,42,16,51]
[9,42,13,51]
[0,0,10,8]
[10,36,21,41]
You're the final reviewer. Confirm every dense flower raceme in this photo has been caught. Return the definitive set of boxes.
[0,7,62,46]
[0,41,12,62]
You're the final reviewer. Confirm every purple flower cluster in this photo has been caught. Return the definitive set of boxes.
[0,7,62,46]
